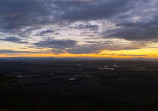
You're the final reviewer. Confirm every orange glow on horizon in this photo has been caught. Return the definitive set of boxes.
[0,47,158,59]
[0,53,158,59]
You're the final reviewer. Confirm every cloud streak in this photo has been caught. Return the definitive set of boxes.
[0,50,44,54]
[0,37,27,44]
[34,39,77,49]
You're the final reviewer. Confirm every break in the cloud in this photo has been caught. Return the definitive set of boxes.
[99,53,147,57]
[67,41,146,54]
[69,23,99,32]
[0,0,158,57]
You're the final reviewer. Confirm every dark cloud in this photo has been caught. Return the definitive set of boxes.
[34,39,77,49]
[0,0,135,31]
[0,37,27,43]
[103,15,158,41]
[100,0,158,41]
[0,50,43,54]
[0,0,53,31]
[58,0,134,21]
[36,30,55,36]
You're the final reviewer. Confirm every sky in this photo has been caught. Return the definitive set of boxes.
[0,0,158,58]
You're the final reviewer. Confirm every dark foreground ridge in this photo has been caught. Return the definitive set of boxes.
[1,59,158,111]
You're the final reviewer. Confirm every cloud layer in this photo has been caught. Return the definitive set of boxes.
[0,0,158,55]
